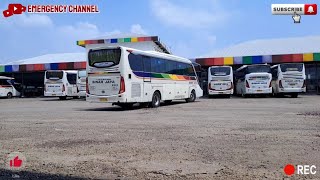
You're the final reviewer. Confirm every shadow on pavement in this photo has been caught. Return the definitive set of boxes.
[79,101,194,112]
[0,168,91,180]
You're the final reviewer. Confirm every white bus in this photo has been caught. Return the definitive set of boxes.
[44,70,78,100]
[208,66,233,98]
[0,76,21,98]
[86,46,203,108]
[271,63,306,98]
[235,64,272,97]
[77,70,87,97]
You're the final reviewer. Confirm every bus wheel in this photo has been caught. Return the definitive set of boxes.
[164,100,172,105]
[151,91,161,108]
[59,97,67,100]
[291,93,298,98]
[186,90,196,103]
[7,92,13,99]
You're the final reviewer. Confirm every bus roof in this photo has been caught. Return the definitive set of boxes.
[89,46,192,64]
[236,64,270,72]
[0,76,14,80]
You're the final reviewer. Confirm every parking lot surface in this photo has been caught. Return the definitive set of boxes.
[0,96,319,179]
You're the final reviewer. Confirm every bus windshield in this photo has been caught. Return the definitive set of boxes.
[46,71,63,79]
[280,64,303,72]
[88,49,121,68]
[210,67,230,76]
[78,70,86,78]
[247,65,271,73]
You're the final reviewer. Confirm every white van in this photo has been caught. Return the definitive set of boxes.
[0,76,21,98]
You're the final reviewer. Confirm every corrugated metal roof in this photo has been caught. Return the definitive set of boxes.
[202,36,320,58]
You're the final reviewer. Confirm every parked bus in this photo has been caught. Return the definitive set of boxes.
[235,64,272,97]
[208,66,233,98]
[44,70,78,100]
[271,63,306,98]
[77,70,87,97]
[0,76,21,98]
[86,46,203,108]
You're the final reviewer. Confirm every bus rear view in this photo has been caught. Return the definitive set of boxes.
[235,64,272,97]
[208,66,233,98]
[271,63,306,98]
[86,48,123,103]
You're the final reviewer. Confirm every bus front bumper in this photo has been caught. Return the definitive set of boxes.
[86,94,126,103]
[246,88,272,94]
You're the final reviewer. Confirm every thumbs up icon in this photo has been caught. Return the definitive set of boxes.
[7,152,26,170]
[292,12,301,23]
[10,156,23,168]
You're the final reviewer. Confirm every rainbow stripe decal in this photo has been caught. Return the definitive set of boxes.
[133,71,197,81]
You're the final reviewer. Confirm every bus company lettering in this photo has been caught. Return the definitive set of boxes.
[92,80,115,84]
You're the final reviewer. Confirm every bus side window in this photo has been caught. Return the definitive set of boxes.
[128,54,143,72]
[142,56,151,73]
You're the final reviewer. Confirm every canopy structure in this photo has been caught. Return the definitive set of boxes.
[196,36,320,67]
[0,53,86,73]
[77,35,170,54]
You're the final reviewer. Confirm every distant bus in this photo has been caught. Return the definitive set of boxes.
[271,63,306,98]
[0,76,21,98]
[77,70,87,97]
[208,66,233,98]
[44,70,78,100]
[235,64,272,97]
[86,46,203,108]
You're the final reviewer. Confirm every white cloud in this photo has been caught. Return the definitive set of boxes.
[0,13,53,28]
[130,24,148,35]
[58,22,101,40]
[150,0,230,29]
[0,14,150,63]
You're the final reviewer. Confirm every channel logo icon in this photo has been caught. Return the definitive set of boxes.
[6,152,26,170]
[2,3,26,18]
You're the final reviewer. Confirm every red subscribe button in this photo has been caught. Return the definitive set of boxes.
[272,4,317,15]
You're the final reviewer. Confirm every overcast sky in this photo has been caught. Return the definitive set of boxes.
[1,0,319,63]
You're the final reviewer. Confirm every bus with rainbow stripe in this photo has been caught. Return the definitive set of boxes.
[86,46,203,109]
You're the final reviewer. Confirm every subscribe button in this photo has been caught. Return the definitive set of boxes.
[272,4,317,15]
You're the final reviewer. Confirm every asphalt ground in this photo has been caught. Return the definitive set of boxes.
[0,95,319,179]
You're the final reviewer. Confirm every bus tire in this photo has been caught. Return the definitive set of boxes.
[150,91,161,108]
[164,100,172,104]
[186,90,196,103]
[59,96,67,100]
[7,92,13,99]
[291,93,298,98]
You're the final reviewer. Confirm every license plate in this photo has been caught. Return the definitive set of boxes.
[289,83,296,86]
[219,92,223,94]
[257,90,263,92]
[100,98,108,102]
[52,94,56,96]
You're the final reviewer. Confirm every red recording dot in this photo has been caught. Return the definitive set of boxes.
[284,164,295,176]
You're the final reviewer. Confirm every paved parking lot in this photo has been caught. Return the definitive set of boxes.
[0,95,319,179]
